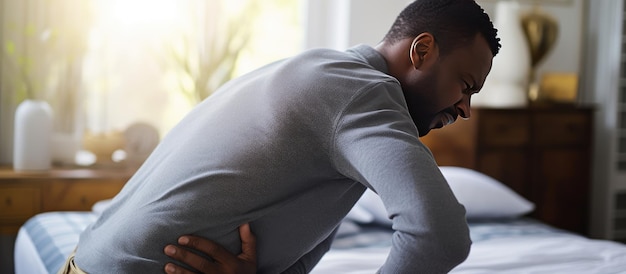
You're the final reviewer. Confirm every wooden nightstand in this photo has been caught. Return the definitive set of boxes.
[421,105,594,236]
[0,166,134,273]
[0,167,133,234]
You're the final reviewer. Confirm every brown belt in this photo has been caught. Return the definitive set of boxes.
[57,250,88,274]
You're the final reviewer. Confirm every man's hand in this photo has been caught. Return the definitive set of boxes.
[164,223,257,274]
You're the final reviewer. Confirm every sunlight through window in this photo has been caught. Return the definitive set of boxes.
[83,0,303,137]
[0,0,303,165]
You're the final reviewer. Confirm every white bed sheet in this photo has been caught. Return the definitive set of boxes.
[312,225,626,274]
[16,212,626,274]
[14,226,49,274]
[14,212,98,274]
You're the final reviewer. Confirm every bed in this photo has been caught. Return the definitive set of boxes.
[313,218,626,274]
[313,166,626,273]
[14,166,626,273]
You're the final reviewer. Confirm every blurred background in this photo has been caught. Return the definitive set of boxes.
[0,0,588,165]
[1,0,625,264]
[0,0,303,166]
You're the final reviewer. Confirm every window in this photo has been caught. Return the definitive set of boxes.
[0,0,303,164]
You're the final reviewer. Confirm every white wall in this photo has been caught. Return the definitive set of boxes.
[344,0,410,48]
[304,0,409,50]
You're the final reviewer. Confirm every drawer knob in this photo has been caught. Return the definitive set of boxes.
[5,197,11,206]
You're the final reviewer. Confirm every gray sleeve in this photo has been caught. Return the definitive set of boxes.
[281,227,339,274]
[331,82,471,273]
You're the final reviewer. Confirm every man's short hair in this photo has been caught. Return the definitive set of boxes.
[384,0,501,57]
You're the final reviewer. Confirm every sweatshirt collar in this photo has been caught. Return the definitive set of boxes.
[347,44,389,75]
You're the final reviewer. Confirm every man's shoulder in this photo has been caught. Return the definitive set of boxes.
[286,47,397,88]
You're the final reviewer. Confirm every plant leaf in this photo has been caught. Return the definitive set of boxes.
[4,41,16,56]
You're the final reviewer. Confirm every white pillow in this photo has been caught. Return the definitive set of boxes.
[440,166,534,219]
[344,202,375,223]
[92,199,113,216]
[355,190,392,226]
[345,166,535,225]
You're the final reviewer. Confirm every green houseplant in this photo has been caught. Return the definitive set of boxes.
[165,0,259,105]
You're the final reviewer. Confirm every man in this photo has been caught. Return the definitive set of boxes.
[64,0,500,273]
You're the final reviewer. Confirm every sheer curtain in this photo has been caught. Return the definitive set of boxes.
[0,0,303,165]
[0,0,92,164]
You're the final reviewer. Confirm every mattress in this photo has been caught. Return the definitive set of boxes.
[14,212,98,274]
[313,219,626,274]
[15,212,626,274]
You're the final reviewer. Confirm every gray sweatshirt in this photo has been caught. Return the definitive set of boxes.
[74,45,470,274]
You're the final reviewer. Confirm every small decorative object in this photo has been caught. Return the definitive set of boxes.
[82,130,125,166]
[51,133,81,166]
[13,100,53,172]
[539,72,578,103]
[521,2,559,102]
[123,122,160,167]
[472,0,531,108]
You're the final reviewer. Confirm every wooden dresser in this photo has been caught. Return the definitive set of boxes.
[421,105,594,236]
[0,167,133,234]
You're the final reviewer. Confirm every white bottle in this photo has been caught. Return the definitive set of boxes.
[13,99,53,172]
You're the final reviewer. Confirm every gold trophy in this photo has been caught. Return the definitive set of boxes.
[521,3,559,102]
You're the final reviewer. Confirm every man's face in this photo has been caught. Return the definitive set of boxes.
[404,34,493,136]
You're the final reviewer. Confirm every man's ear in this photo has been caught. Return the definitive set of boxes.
[409,33,438,70]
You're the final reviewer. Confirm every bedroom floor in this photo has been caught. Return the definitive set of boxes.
[0,235,15,274]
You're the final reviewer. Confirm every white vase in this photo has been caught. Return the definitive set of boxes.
[13,100,53,171]
[473,0,531,108]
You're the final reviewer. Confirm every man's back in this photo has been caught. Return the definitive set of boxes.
[74,46,408,273]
